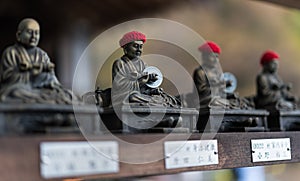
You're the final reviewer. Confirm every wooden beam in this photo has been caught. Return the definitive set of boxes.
[1,132,300,180]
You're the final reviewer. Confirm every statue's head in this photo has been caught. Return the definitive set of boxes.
[198,41,221,67]
[119,31,146,59]
[16,18,40,48]
[260,50,279,73]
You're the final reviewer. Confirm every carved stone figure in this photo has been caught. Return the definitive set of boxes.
[0,18,78,104]
[111,31,181,108]
[256,50,297,110]
[193,41,252,110]
[192,41,261,132]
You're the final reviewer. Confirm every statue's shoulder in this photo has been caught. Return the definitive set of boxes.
[193,66,205,76]
[2,44,18,54]
[32,47,50,61]
[256,72,271,83]
[35,46,47,55]
[113,57,126,67]
[257,72,269,78]
[114,57,123,63]
[195,65,205,71]
[0,44,22,61]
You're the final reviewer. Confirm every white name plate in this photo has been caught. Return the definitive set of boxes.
[251,138,291,162]
[164,140,218,169]
[40,141,119,179]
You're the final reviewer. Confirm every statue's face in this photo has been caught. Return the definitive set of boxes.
[17,20,40,47]
[202,52,219,68]
[124,40,143,59]
[264,60,278,73]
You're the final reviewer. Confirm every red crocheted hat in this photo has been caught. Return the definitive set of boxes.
[119,31,146,47]
[260,50,279,65]
[198,41,221,54]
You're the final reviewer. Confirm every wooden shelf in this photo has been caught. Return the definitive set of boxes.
[1,132,300,181]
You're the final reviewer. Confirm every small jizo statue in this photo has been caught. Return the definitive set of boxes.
[193,41,252,110]
[111,31,181,108]
[256,50,297,110]
[0,18,78,104]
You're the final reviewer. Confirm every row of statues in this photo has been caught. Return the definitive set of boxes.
[192,42,298,112]
[0,18,298,133]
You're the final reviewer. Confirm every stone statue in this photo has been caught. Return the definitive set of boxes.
[256,50,297,110]
[193,41,252,110]
[0,18,78,104]
[192,42,264,132]
[111,31,181,108]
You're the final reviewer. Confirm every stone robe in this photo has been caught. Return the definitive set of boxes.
[0,43,76,104]
[256,72,295,110]
[111,55,180,107]
[193,65,252,109]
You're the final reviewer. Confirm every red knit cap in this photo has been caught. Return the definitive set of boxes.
[260,50,279,65]
[198,41,221,54]
[119,31,146,47]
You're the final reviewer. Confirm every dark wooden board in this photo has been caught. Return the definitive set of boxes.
[1,132,300,180]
